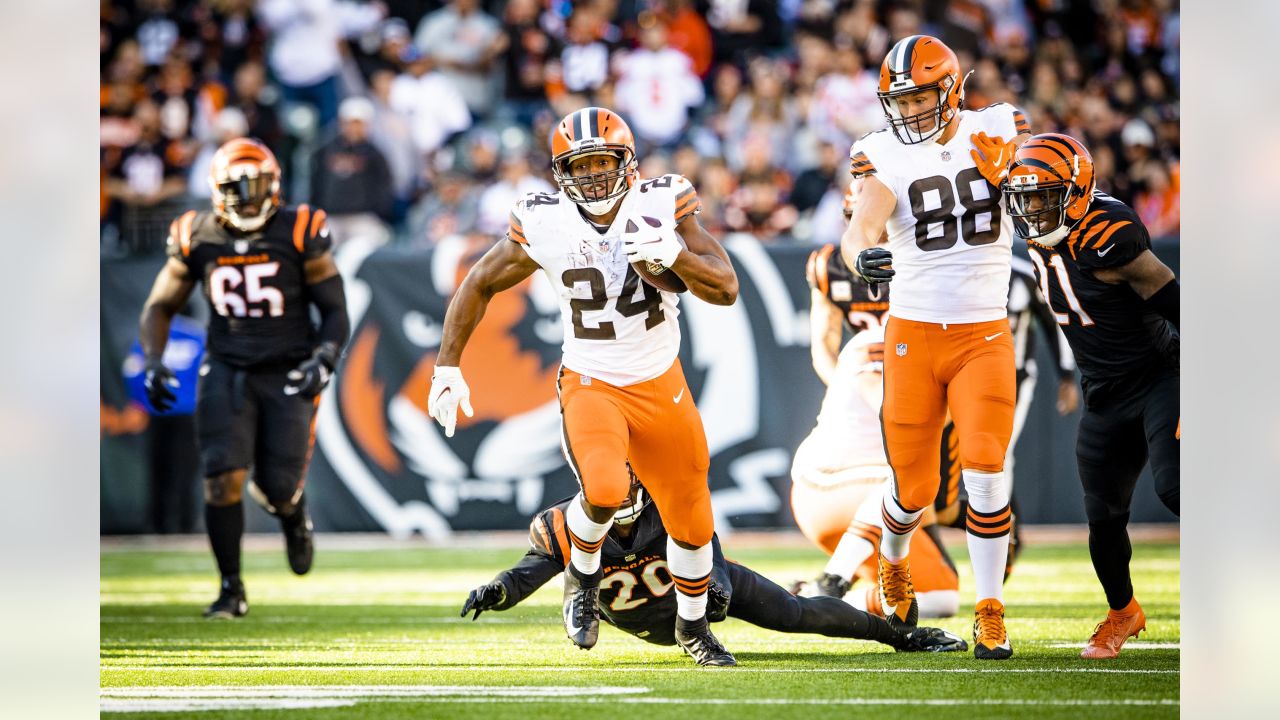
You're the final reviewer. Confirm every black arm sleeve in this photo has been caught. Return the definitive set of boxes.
[307,274,350,367]
[1145,278,1179,330]
[493,550,564,610]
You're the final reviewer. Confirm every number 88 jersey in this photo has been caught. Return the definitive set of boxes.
[849,103,1028,324]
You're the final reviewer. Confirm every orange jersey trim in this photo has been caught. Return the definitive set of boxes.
[508,211,527,244]
[309,208,327,240]
[815,244,833,295]
[177,210,197,257]
[293,204,311,253]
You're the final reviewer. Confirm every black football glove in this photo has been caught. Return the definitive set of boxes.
[460,581,507,621]
[855,247,895,284]
[143,358,178,412]
[706,578,731,622]
[284,345,338,399]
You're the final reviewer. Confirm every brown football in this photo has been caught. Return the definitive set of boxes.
[626,216,689,293]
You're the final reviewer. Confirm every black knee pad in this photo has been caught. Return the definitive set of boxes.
[204,472,246,506]
[247,468,304,517]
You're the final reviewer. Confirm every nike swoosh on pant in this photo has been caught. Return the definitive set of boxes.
[984,332,1004,341]
[673,388,685,403]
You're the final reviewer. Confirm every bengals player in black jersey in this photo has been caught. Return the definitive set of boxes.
[1001,133,1178,660]
[461,471,967,661]
[138,138,350,618]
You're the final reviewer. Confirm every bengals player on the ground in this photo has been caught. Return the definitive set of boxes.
[138,138,349,618]
[840,34,1030,659]
[461,473,967,655]
[427,108,740,666]
[1001,133,1179,659]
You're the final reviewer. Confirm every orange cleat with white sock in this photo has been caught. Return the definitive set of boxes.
[1081,597,1147,659]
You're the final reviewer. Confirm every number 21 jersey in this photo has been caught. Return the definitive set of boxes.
[849,103,1028,324]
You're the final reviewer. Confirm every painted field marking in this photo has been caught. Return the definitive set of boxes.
[98,686,1178,713]
[100,665,1177,675]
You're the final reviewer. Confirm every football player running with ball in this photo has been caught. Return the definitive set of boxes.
[139,139,350,618]
[840,35,1031,659]
[428,108,740,666]
[1001,133,1179,659]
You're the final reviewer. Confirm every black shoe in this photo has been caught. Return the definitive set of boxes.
[675,617,737,667]
[562,565,601,649]
[203,577,248,618]
[283,508,314,576]
[814,573,850,598]
[895,627,969,653]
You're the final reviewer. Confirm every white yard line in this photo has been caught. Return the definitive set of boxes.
[99,686,1179,713]
[100,665,1177,675]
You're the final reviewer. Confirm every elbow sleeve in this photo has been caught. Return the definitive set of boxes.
[309,274,350,365]
[1145,279,1179,331]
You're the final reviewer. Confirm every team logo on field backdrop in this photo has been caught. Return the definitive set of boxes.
[312,235,800,539]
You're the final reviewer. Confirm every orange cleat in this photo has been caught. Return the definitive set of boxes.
[973,598,1012,659]
[877,554,918,631]
[1081,598,1147,659]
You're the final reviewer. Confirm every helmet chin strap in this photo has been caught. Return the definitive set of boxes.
[1030,223,1070,248]
[579,192,625,216]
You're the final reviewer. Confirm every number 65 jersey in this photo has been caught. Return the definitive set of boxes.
[849,103,1029,324]
[508,174,702,386]
[166,204,331,368]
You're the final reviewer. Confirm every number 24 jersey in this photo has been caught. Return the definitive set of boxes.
[508,175,702,387]
[849,103,1029,324]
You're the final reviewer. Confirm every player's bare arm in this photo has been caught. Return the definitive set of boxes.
[139,258,196,361]
[839,176,895,282]
[809,289,844,385]
[1094,249,1179,329]
[670,213,738,305]
[435,239,541,367]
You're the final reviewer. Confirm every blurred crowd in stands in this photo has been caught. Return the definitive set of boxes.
[101,0,1181,255]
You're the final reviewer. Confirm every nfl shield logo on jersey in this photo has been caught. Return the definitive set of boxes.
[234,240,249,254]
[896,343,908,357]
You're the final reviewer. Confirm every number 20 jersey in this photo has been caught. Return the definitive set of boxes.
[849,103,1028,324]
[166,205,331,368]
[508,175,702,386]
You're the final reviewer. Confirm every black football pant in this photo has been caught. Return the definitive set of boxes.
[723,563,902,647]
[197,359,319,512]
[197,359,319,579]
[1077,365,1179,610]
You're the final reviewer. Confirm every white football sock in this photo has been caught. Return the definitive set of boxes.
[963,469,1010,604]
[565,494,611,576]
[667,538,712,622]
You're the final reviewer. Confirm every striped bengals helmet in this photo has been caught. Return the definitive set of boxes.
[1001,133,1096,247]
[550,107,638,215]
[877,35,971,145]
[208,138,281,232]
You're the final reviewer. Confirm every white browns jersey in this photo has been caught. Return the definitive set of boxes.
[849,103,1029,324]
[793,327,891,484]
[508,174,703,386]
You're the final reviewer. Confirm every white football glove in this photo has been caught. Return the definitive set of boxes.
[427,365,474,438]
[623,217,684,269]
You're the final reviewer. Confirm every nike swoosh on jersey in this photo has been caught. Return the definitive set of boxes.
[984,332,1005,341]
[1096,244,1115,256]
[673,387,685,403]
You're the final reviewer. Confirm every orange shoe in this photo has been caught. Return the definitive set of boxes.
[877,555,917,631]
[1081,598,1147,659]
[864,585,885,618]
[973,598,1012,659]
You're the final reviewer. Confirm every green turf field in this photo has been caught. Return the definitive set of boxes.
[101,535,1179,718]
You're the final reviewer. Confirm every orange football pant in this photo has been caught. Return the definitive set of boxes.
[557,359,714,547]
[882,316,1016,511]
[791,480,958,593]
